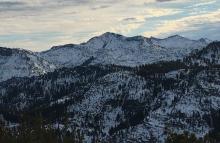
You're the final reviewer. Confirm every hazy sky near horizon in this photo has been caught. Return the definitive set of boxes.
[0,0,219,51]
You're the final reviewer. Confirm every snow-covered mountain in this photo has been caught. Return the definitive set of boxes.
[0,33,210,82]
[0,47,56,82]
[0,60,220,142]
[40,32,210,67]
[184,41,220,66]
[0,33,219,143]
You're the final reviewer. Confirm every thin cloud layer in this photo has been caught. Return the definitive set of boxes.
[0,0,219,51]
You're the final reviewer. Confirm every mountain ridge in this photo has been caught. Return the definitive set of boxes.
[0,33,214,82]
[39,32,211,68]
[40,32,211,52]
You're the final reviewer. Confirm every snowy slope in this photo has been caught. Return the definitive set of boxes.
[1,64,220,142]
[184,41,220,66]
[151,35,207,49]
[0,47,56,82]
[40,32,210,67]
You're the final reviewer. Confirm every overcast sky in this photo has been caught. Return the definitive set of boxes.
[0,0,219,51]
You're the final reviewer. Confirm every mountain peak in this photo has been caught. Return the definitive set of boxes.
[50,44,76,51]
[199,38,212,44]
[97,32,125,40]
[85,32,125,46]
[101,32,123,37]
[125,35,148,42]
[167,34,186,39]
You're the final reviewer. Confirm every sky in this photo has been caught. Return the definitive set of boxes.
[0,0,219,51]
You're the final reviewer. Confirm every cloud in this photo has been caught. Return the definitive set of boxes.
[188,0,216,8]
[0,1,25,6]
[0,1,28,11]
[122,17,138,22]
[91,5,111,10]
[143,9,220,38]
[0,0,177,13]
[0,0,219,51]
